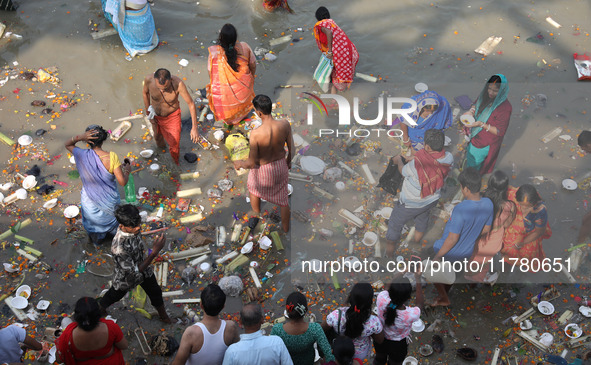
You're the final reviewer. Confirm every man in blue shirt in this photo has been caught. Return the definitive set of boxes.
[0,324,42,363]
[222,303,293,365]
[431,167,493,306]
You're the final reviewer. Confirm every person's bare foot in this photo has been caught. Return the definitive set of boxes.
[429,297,451,307]
[160,315,173,324]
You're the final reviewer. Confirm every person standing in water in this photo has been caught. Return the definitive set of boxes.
[143,68,199,165]
[234,95,294,233]
[463,74,512,174]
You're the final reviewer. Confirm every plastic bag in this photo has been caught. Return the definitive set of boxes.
[224,133,250,161]
[313,54,333,92]
[130,285,147,308]
[574,53,591,81]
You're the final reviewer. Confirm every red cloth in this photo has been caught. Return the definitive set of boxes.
[262,0,292,12]
[247,158,289,207]
[413,149,451,198]
[56,319,124,365]
[470,99,512,174]
[154,108,182,164]
[314,19,359,91]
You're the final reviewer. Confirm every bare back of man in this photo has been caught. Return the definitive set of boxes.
[249,118,292,166]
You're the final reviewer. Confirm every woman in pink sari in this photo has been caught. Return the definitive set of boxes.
[465,171,515,283]
[314,6,359,95]
[207,24,256,126]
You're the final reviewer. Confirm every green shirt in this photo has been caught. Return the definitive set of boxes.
[271,322,335,365]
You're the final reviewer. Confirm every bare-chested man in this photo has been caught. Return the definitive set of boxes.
[143,68,199,165]
[234,94,294,232]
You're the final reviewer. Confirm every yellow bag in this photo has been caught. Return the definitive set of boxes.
[131,285,147,308]
[224,133,250,161]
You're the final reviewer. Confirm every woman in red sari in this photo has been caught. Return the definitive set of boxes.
[207,24,256,126]
[56,297,127,365]
[501,184,552,271]
[314,6,359,94]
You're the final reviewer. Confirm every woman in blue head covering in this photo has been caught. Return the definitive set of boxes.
[398,90,452,152]
[464,74,512,174]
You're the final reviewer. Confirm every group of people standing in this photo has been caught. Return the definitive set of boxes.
[167,280,424,365]
[381,72,558,306]
[68,5,359,239]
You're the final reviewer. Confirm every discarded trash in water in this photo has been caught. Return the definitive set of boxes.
[538,301,555,315]
[456,347,478,362]
[562,179,577,190]
[18,135,32,146]
[219,276,243,297]
[414,82,428,93]
[218,179,233,191]
[541,127,562,143]
[535,94,547,107]
[300,156,325,175]
[545,16,562,28]
[574,53,591,81]
[474,36,502,56]
[526,32,545,45]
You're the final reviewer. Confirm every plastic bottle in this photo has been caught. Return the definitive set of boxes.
[125,173,137,203]
[156,203,164,218]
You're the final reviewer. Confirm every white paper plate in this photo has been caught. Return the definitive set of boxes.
[241,241,254,254]
[22,175,37,190]
[343,256,361,270]
[403,356,418,365]
[3,263,18,273]
[562,179,577,191]
[380,207,393,219]
[460,114,476,127]
[259,236,272,250]
[11,296,28,309]
[362,231,378,246]
[414,82,428,93]
[69,156,76,164]
[0,182,14,191]
[140,149,154,158]
[579,305,591,317]
[18,135,33,146]
[537,301,554,315]
[565,323,583,339]
[411,319,425,332]
[288,183,293,196]
[520,320,533,330]
[16,285,31,299]
[43,198,58,209]
[64,205,80,219]
[37,300,50,311]
[444,136,452,146]
[300,156,326,175]
[15,188,27,200]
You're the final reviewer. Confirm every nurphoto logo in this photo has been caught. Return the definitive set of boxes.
[302,92,418,139]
